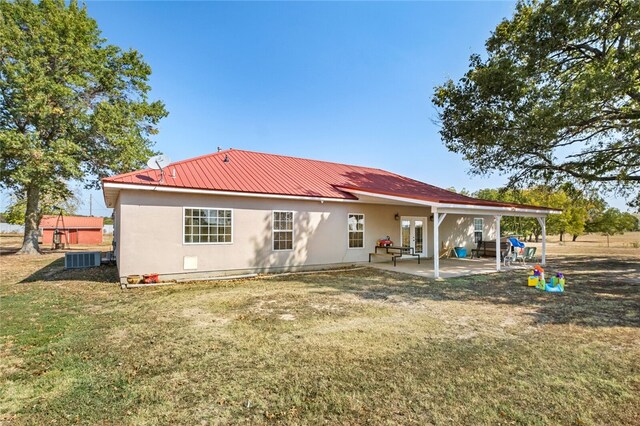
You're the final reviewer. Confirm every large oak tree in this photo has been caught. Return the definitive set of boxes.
[1,0,167,253]
[433,0,640,207]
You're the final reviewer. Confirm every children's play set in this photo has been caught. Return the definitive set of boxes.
[527,264,566,292]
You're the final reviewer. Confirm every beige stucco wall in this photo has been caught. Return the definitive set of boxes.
[113,195,121,262]
[438,214,496,252]
[114,190,496,279]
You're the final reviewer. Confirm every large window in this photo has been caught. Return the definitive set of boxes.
[184,208,232,244]
[474,218,484,244]
[348,213,365,248]
[273,211,293,251]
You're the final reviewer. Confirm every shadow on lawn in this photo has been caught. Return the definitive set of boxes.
[20,257,119,284]
[302,256,640,328]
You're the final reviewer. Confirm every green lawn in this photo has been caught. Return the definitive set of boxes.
[1,253,639,425]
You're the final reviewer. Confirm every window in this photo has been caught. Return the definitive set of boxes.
[348,213,365,248]
[474,218,484,244]
[273,211,293,251]
[184,208,232,244]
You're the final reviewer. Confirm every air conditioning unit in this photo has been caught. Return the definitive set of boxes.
[65,252,101,269]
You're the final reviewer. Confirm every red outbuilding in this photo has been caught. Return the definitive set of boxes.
[39,215,104,245]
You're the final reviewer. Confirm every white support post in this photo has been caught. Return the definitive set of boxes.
[433,209,439,279]
[495,215,501,272]
[537,217,547,265]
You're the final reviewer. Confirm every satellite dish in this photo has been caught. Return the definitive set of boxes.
[147,154,171,170]
[147,154,171,183]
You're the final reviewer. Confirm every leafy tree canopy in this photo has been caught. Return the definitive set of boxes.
[0,0,168,253]
[3,192,79,225]
[586,207,639,246]
[472,184,604,241]
[433,0,640,207]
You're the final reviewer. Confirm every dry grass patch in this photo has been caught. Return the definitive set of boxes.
[0,250,639,424]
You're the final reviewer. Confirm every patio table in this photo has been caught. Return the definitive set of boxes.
[369,246,421,267]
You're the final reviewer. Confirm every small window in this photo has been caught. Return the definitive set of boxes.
[348,213,365,248]
[273,211,293,251]
[474,218,484,244]
[184,208,232,244]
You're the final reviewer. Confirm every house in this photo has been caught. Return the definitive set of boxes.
[102,149,557,283]
[39,215,104,245]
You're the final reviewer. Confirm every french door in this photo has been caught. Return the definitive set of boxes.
[400,217,427,256]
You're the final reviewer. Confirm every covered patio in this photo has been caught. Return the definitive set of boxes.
[345,187,560,279]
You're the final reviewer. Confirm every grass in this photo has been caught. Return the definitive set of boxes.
[1,243,639,424]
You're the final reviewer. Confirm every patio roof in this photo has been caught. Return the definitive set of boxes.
[340,188,560,217]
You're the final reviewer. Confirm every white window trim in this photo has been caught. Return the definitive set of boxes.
[272,210,294,252]
[347,213,365,249]
[182,206,234,245]
[474,217,484,242]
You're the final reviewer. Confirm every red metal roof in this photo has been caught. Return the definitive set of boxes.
[40,215,104,229]
[103,149,555,211]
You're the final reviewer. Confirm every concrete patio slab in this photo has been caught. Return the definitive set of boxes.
[366,256,531,279]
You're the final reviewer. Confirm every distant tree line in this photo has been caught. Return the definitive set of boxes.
[448,184,639,244]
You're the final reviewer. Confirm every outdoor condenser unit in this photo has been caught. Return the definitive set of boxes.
[64,252,101,269]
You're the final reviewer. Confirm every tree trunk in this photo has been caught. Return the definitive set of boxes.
[17,186,41,255]
[572,234,578,242]
[607,234,610,248]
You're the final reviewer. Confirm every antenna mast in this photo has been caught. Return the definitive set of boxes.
[156,159,165,183]
[147,154,172,184]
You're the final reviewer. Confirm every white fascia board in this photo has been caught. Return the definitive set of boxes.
[101,182,359,206]
[102,182,560,216]
[340,189,437,207]
[437,204,560,217]
[340,188,558,216]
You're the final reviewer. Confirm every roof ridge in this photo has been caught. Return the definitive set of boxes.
[221,149,387,172]
[165,148,231,167]
[103,150,233,182]
[376,168,480,201]
[103,148,386,183]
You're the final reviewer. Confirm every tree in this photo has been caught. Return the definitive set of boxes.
[572,189,606,241]
[588,207,638,247]
[474,187,539,239]
[3,192,79,225]
[543,183,605,242]
[433,0,640,207]
[473,184,600,242]
[622,212,640,231]
[0,0,167,254]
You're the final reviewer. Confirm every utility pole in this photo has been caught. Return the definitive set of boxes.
[89,194,92,216]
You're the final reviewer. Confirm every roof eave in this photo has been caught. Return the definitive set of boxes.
[340,188,559,216]
[101,181,358,206]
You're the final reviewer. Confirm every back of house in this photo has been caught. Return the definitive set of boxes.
[102,149,555,283]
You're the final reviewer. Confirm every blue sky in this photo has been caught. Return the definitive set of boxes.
[0,1,628,216]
